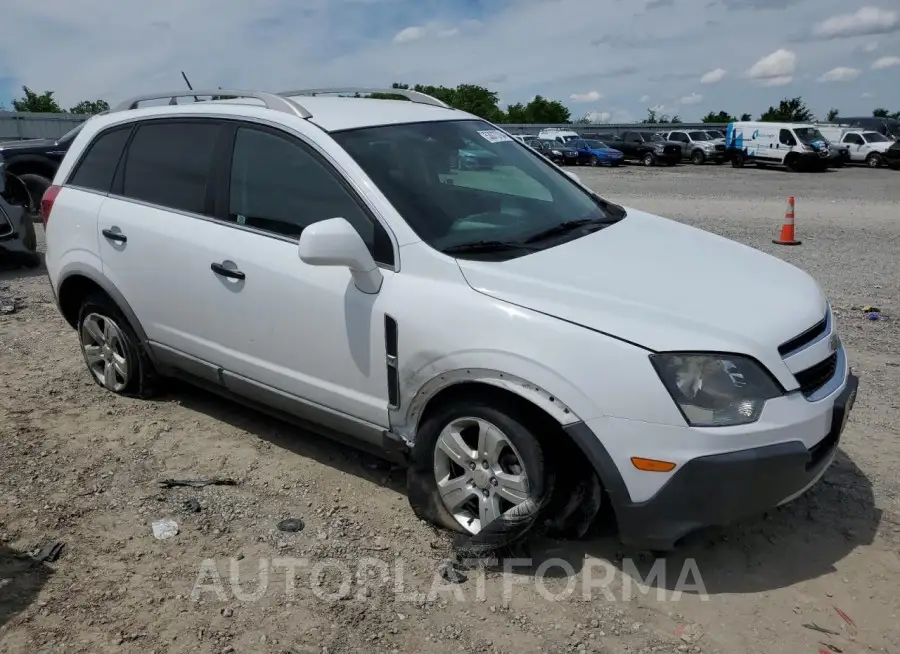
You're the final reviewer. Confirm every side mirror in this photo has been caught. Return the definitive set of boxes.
[298,217,383,294]
[564,170,582,184]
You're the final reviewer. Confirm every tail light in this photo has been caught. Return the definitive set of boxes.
[40,185,62,226]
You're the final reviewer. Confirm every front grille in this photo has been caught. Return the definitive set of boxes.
[665,145,680,155]
[714,144,725,151]
[778,315,828,356]
[795,353,837,397]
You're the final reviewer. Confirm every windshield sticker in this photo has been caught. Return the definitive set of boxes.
[477,130,513,144]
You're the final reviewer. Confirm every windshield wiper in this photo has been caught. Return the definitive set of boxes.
[523,217,617,244]
[441,240,540,254]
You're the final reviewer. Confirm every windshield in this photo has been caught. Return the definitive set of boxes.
[794,127,826,144]
[539,139,560,148]
[583,140,607,149]
[706,130,724,138]
[863,132,889,143]
[332,120,624,258]
[57,122,86,144]
[640,132,664,142]
[688,131,711,141]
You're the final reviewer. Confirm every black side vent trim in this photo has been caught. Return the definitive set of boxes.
[385,314,400,409]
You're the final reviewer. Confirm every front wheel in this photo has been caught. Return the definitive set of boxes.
[690,150,705,165]
[866,153,882,168]
[589,155,599,166]
[407,396,546,536]
[731,151,745,168]
[642,152,655,167]
[15,173,52,221]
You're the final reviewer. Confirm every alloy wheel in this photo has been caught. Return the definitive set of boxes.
[80,313,130,392]
[433,417,531,533]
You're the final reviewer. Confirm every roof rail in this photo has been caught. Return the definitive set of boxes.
[277,87,450,109]
[111,90,312,119]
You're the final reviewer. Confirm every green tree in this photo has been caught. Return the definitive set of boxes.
[369,82,505,122]
[11,86,63,113]
[826,108,840,122]
[69,99,110,115]
[503,102,528,123]
[758,97,813,122]
[670,114,682,124]
[872,108,889,118]
[641,108,659,124]
[702,110,736,123]
[740,113,752,121]
[519,95,570,123]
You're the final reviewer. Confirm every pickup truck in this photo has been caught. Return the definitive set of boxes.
[604,130,682,166]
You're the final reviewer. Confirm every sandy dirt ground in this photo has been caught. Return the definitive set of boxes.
[2,164,899,654]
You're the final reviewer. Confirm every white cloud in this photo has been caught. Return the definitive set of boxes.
[818,66,860,82]
[584,110,612,123]
[639,94,650,103]
[872,55,900,69]
[700,68,727,84]
[747,48,797,81]
[861,92,874,98]
[863,41,879,52]
[813,7,900,39]
[437,28,459,38]
[649,103,667,113]
[679,92,703,105]
[761,76,793,86]
[569,90,603,102]
[393,26,427,43]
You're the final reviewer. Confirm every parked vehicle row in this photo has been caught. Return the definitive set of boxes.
[724,121,899,172]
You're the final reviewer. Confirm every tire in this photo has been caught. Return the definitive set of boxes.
[16,173,52,221]
[690,150,705,165]
[19,210,38,252]
[641,152,655,167]
[866,153,882,168]
[731,151,745,168]
[407,394,547,538]
[77,292,159,398]
[589,155,599,166]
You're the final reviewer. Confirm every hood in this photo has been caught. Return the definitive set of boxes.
[868,141,892,153]
[456,208,826,378]
[0,138,58,152]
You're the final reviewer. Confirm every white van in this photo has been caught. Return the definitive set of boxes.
[537,128,581,144]
[725,121,830,171]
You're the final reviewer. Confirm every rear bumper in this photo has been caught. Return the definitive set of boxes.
[564,373,859,550]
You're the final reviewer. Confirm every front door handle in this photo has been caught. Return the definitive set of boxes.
[101,228,127,243]
[210,262,246,280]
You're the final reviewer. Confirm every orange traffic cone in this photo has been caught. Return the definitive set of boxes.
[773,196,801,246]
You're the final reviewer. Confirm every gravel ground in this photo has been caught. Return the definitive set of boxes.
[2,163,899,654]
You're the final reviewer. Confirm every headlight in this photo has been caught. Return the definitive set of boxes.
[654,144,665,153]
[650,353,783,427]
[552,150,562,156]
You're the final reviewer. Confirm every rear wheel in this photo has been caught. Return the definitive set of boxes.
[407,396,546,536]
[77,293,159,398]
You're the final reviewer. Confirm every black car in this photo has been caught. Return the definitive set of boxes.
[527,139,579,165]
[0,120,88,218]
[0,155,40,268]
[883,139,900,170]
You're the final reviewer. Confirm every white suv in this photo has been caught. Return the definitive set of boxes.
[43,88,858,550]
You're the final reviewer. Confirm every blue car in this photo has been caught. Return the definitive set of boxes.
[568,139,624,166]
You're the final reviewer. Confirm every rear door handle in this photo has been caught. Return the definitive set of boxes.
[210,262,245,280]
[102,228,127,243]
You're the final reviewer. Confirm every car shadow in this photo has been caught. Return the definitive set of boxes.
[520,448,880,595]
[0,255,46,282]
[168,382,408,496]
[0,543,54,629]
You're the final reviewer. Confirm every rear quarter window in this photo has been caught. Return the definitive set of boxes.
[67,126,132,193]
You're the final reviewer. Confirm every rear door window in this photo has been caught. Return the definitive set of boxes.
[67,126,132,193]
[121,121,220,214]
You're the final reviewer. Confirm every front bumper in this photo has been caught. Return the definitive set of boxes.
[565,372,859,550]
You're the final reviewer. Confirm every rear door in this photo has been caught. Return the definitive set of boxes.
[96,118,225,361]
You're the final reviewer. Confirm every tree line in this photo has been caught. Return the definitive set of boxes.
[3,84,899,126]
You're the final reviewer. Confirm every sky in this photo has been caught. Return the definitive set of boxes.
[1,0,899,123]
